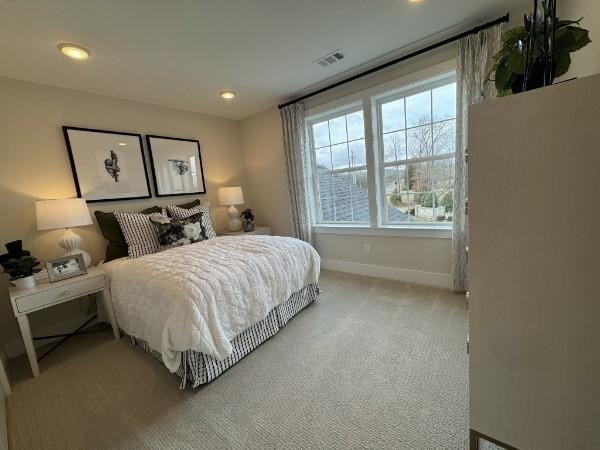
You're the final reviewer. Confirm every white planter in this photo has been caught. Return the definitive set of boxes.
[13,275,36,290]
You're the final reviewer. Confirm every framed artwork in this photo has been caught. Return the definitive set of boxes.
[62,126,152,202]
[146,135,206,197]
[45,254,87,282]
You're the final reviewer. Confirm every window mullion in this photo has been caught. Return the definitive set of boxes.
[363,97,378,227]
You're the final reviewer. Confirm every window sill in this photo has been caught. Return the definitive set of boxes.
[313,224,452,239]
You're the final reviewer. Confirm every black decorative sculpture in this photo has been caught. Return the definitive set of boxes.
[104,150,120,182]
[522,0,557,91]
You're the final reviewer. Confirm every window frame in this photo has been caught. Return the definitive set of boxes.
[306,102,370,225]
[305,66,457,233]
[373,71,457,227]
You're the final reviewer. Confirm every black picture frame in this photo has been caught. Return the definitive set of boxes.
[62,126,152,203]
[146,134,207,197]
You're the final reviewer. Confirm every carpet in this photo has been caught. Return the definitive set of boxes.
[6,270,468,449]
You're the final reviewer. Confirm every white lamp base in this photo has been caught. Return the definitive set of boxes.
[227,205,242,232]
[59,228,91,268]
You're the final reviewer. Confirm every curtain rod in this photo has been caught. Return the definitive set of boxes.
[278,12,509,109]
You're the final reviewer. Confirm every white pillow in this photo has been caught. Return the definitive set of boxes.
[114,210,167,258]
[166,202,216,239]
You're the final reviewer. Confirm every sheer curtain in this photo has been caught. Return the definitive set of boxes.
[452,24,503,292]
[280,102,313,244]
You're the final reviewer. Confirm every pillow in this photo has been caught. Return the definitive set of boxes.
[166,202,216,239]
[150,212,207,249]
[95,199,202,262]
[114,210,167,258]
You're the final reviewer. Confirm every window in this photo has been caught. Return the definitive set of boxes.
[309,107,368,223]
[377,78,456,224]
[307,71,456,229]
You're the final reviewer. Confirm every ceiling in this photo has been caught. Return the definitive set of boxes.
[0,0,525,120]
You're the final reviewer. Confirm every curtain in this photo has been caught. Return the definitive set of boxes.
[452,24,503,292]
[280,102,313,245]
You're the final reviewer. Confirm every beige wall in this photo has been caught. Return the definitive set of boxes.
[0,76,247,354]
[559,0,600,79]
[241,49,457,286]
[239,1,600,288]
[240,107,291,236]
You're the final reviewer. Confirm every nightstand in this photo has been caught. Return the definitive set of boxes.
[219,226,272,237]
[8,266,119,377]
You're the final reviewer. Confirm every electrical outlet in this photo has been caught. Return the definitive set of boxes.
[363,243,371,254]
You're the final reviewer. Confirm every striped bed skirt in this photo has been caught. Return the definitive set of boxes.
[124,283,320,389]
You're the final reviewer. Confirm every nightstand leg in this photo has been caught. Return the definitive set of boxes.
[17,315,39,377]
[99,287,119,340]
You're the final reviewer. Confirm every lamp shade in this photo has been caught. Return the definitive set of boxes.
[35,198,93,231]
[218,186,244,206]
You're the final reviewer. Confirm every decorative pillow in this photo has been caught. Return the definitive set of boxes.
[95,200,201,262]
[150,212,207,249]
[166,202,216,239]
[114,210,167,258]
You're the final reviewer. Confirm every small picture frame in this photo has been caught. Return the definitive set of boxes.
[45,254,87,282]
[146,135,206,197]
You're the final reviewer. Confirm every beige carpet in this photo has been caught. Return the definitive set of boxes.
[7,270,468,449]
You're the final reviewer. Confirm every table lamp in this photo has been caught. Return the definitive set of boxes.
[218,186,244,232]
[35,198,93,267]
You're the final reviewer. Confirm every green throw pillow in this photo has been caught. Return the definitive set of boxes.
[95,199,202,262]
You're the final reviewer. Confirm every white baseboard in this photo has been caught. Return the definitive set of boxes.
[321,259,452,289]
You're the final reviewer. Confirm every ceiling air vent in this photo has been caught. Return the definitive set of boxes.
[315,50,345,67]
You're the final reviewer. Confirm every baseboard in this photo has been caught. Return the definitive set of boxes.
[321,259,452,289]
[4,313,98,359]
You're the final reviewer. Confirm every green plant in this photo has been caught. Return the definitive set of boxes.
[1,256,42,280]
[440,192,453,212]
[420,192,437,208]
[389,188,403,207]
[490,16,590,96]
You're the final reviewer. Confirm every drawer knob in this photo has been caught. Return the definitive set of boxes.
[62,290,70,296]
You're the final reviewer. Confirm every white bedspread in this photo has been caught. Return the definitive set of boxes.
[102,235,320,372]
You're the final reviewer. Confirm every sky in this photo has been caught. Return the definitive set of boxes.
[313,82,457,171]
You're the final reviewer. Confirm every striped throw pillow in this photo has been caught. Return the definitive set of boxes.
[114,210,167,258]
[166,202,216,239]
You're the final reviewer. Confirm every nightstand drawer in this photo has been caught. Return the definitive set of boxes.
[15,275,105,314]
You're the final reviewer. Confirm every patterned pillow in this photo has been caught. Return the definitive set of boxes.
[166,202,216,239]
[114,210,167,258]
[150,213,208,248]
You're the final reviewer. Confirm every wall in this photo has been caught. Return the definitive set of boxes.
[0,76,248,356]
[0,350,6,450]
[241,48,457,288]
[240,108,291,236]
[240,1,600,289]
[559,0,600,79]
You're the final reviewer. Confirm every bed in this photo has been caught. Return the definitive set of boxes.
[102,234,320,388]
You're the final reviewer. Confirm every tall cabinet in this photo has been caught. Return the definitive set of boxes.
[468,74,600,450]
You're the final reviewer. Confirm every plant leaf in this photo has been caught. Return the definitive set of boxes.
[556,18,583,28]
[554,26,590,53]
[494,61,512,92]
[506,51,526,75]
[502,26,526,45]
[554,52,571,78]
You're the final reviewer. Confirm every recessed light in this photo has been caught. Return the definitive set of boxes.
[117,142,127,146]
[57,43,90,60]
[219,91,236,100]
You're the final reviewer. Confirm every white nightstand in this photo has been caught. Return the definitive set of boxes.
[219,226,272,237]
[8,266,119,377]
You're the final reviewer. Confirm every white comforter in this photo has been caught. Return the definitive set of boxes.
[103,235,320,372]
